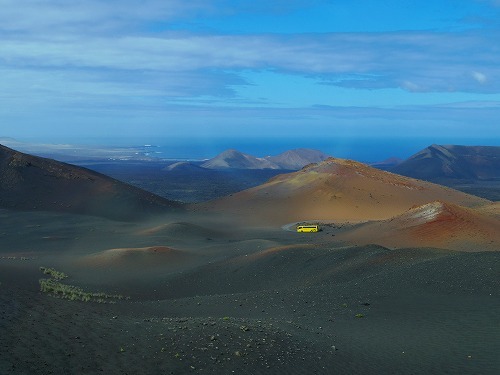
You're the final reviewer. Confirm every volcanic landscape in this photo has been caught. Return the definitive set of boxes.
[0,144,499,374]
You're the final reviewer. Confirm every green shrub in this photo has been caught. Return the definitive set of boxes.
[38,267,128,303]
[39,267,67,281]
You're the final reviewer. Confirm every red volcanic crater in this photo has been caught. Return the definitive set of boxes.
[337,201,500,251]
[202,157,490,225]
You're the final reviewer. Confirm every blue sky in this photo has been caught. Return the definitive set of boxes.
[1,0,500,154]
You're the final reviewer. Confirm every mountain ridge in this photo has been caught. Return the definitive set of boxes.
[201,149,278,169]
[201,148,330,170]
[391,144,500,180]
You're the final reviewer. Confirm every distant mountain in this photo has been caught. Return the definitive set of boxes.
[163,161,207,172]
[201,149,279,169]
[203,157,488,225]
[391,145,500,180]
[370,157,403,170]
[201,148,330,170]
[0,137,18,144]
[267,148,330,170]
[0,144,181,220]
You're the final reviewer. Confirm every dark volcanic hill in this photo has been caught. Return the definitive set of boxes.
[163,161,207,172]
[0,144,181,220]
[201,148,330,170]
[201,149,279,169]
[391,144,500,180]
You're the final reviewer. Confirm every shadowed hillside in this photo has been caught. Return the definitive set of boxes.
[391,145,500,180]
[0,144,181,220]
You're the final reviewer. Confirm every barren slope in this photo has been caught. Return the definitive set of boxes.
[267,148,330,170]
[337,201,500,251]
[203,158,489,225]
[0,144,181,220]
[201,149,279,169]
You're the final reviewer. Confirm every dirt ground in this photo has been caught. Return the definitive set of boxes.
[1,208,499,374]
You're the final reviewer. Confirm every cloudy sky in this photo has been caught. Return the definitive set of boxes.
[1,0,500,151]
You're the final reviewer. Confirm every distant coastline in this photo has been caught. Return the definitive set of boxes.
[1,135,499,164]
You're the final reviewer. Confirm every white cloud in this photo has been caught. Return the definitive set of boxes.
[472,71,487,83]
[0,0,499,134]
[0,0,203,33]
[1,1,499,96]
[401,81,421,92]
[2,31,500,93]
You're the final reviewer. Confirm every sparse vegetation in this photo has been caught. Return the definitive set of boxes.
[39,266,67,280]
[39,267,129,303]
[355,313,365,318]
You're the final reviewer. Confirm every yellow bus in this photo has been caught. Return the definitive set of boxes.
[296,225,319,233]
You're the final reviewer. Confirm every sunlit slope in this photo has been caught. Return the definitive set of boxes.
[337,201,500,251]
[477,201,500,219]
[0,144,181,220]
[203,158,489,225]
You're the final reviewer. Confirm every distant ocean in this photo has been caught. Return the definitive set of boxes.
[136,137,419,162]
[105,136,498,163]
[23,135,499,163]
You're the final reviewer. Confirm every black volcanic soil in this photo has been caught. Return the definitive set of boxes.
[0,145,181,220]
[1,148,499,374]
[1,209,499,375]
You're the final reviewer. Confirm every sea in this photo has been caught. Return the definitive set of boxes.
[15,135,499,163]
[96,136,498,163]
